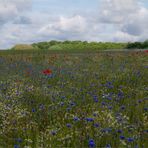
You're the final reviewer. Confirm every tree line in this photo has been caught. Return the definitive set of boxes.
[32,40,127,50]
[11,40,148,50]
[126,40,148,49]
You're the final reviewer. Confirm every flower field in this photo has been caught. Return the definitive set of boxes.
[0,51,147,148]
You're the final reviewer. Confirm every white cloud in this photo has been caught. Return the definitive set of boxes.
[113,31,138,42]
[38,15,87,36]
[98,0,148,41]
[99,0,139,24]
[121,7,148,36]
[58,15,86,32]
[0,0,32,25]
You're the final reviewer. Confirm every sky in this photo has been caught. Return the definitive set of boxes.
[0,0,148,49]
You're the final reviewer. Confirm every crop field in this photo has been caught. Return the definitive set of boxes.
[0,51,147,148]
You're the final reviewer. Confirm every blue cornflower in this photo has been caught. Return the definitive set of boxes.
[66,107,71,112]
[120,135,125,140]
[93,95,97,99]
[93,98,98,103]
[51,131,56,136]
[70,102,76,106]
[32,108,36,112]
[93,123,99,128]
[106,144,111,148]
[66,123,72,128]
[60,102,64,106]
[144,107,148,111]
[108,106,112,110]
[14,145,20,148]
[93,113,97,117]
[107,81,112,85]
[117,129,123,133]
[16,138,22,143]
[88,139,95,148]
[93,95,98,102]
[108,85,114,89]
[118,91,124,98]
[143,129,148,133]
[61,96,66,99]
[101,102,106,106]
[120,105,125,110]
[138,100,142,103]
[86,118,94,122]
[74,117,79,121]
[127,137,134,142]
[107,97,112,100]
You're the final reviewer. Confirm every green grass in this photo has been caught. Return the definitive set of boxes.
[0,50,148,147]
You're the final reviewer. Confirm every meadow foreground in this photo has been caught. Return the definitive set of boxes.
[0,51,147,148]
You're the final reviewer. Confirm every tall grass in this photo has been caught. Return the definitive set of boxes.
[0,51,147,147]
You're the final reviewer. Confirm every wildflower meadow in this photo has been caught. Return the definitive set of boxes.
[0,50,147,148]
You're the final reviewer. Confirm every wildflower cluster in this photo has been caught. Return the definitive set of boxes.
[0,51,147,147]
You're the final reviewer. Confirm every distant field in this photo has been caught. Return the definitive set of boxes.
[0,50,147,147]
[0,48,144,55]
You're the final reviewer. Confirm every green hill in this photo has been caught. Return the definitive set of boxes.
[11,44,37,50]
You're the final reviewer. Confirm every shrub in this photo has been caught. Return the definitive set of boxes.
[49,45,63,50]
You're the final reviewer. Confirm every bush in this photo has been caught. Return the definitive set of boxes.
[127,40,148,49]
[49,45,63,50]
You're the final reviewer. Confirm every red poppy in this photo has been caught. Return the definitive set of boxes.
[42,69,52,75]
